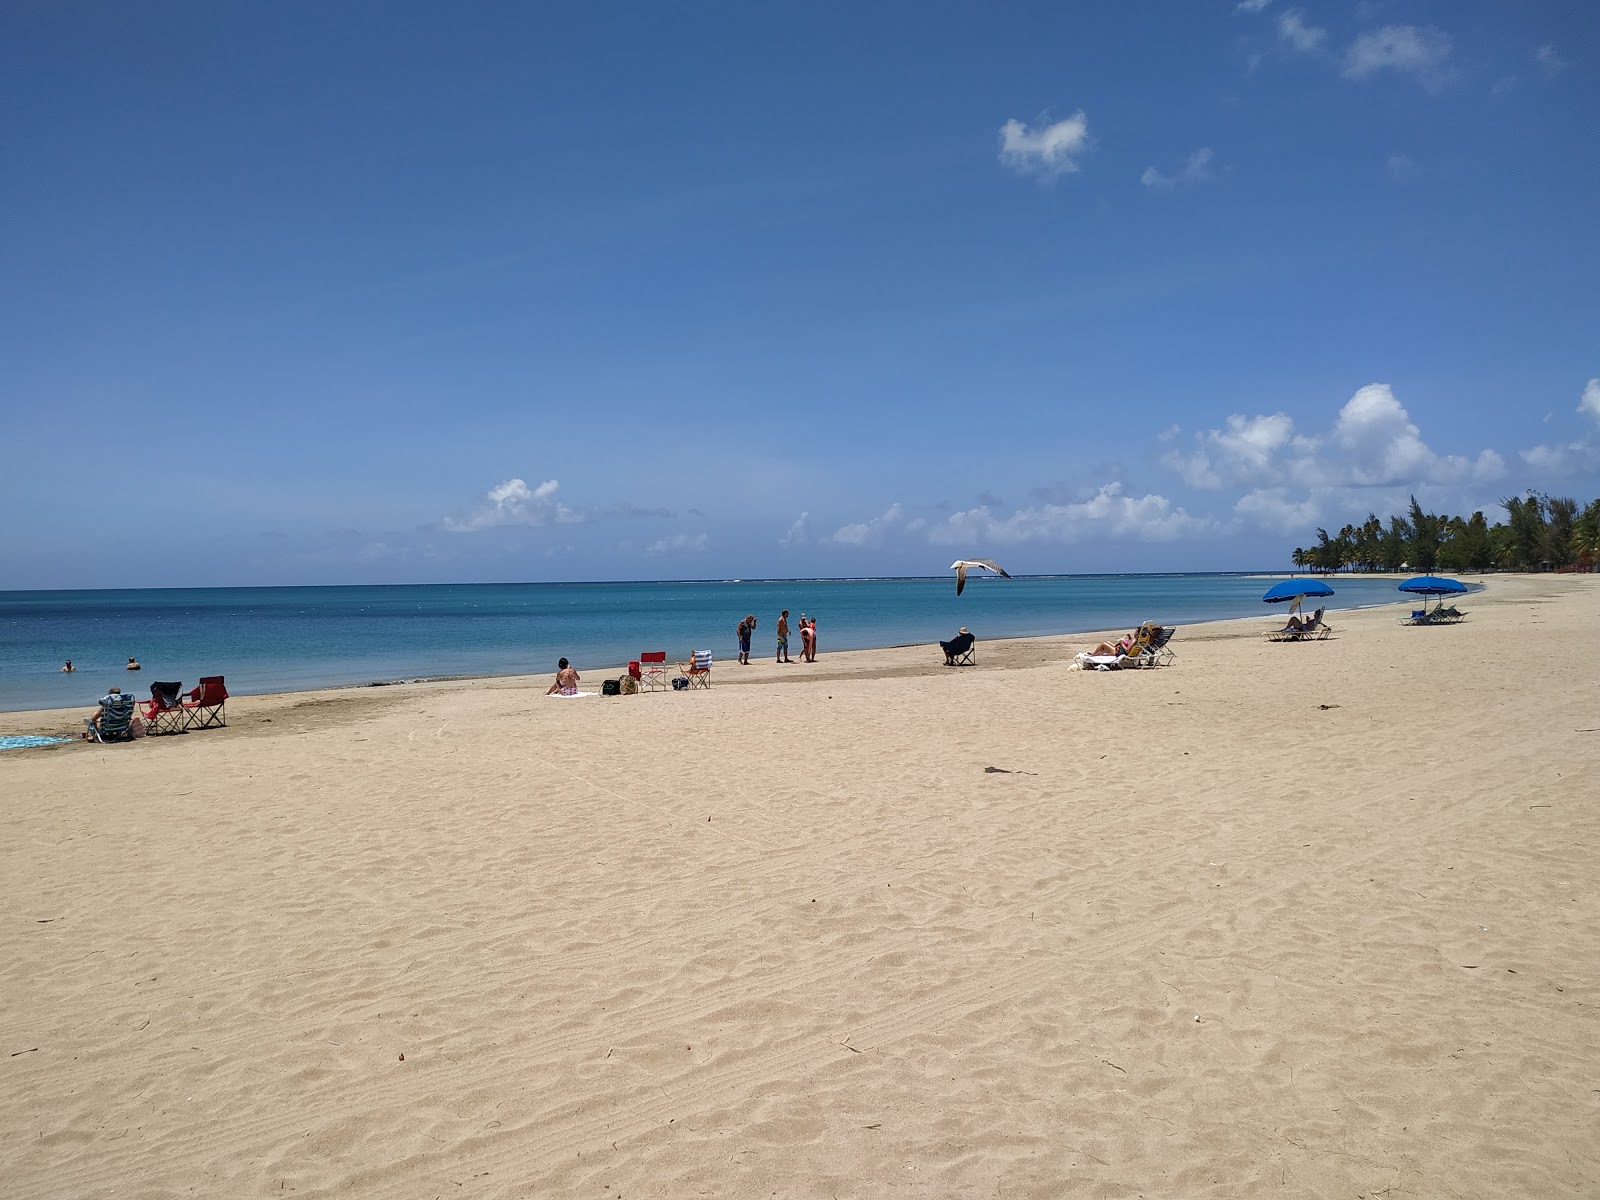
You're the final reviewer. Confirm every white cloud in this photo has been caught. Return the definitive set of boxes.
[1580,378,1600,422]
[830,503,906,547]
[645,532,708,556]
[999,112,1092,179]
[1236,0,1271,12]
[442,478,582,533]
[779,512,812,547]
[1141,147,1215,191]
[1523,380,1600,478]
[928,484,1214,546]
[1387,153,1417,179]
[1520,441,1600,478]
[1535,44,1568,76]
[1343,26,1453,90]
[1162,385,1505,491]
[1234,489,1322,534]
[1278,10,1327,52]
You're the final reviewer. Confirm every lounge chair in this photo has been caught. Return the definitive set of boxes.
[183,676,229,728]
[940,631,976,666]
[677,650,712,689]
[636,651,669,691]
[1266,607,1327,642]
[142,681,188,735]
[86,693,137,743]
[1142,626,1177,665]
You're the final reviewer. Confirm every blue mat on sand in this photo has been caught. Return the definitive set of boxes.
[0,735,72,750]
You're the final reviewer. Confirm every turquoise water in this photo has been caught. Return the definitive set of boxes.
[0,575,1414,713]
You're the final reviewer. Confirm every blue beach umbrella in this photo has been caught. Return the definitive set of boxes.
[1398,575,1467,615]
[1262,577,1335,615]
[1397,575,1468,597]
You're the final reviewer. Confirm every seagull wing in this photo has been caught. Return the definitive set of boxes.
[955,563,968,595]
[972,559,1011,578]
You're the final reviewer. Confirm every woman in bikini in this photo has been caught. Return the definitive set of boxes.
[545,657,581,695]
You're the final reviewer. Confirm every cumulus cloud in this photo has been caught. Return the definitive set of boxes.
[1278,10,1327,53]
[442,478,582,533]
[999,112,1092,179]
[1343,26,1453,90]
[1141,147,1215,191]
[1233,489,1323,534]
[779,512,812,547]
[1520,441,1600,477]
[1519,380,1600,478]
[831,503,906,548]
[1162,385,1505,491]
[645,532,709,556]
[1580,378,1600,422]
[928,484,1213,546]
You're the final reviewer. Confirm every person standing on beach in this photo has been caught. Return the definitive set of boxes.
[803,616,817,662]
[777,611,793,663]
[736,614,756,665]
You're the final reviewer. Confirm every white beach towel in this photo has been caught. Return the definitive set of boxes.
[546,691,596,699]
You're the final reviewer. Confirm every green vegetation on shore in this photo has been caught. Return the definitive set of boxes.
[1290,494,1600,574]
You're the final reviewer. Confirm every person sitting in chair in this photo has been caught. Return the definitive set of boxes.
[941,627,975,665]
[84,686,130,739]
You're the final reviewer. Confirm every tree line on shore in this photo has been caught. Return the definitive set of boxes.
[1290,493,1600,574]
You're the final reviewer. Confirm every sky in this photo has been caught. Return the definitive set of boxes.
[2,1,1597,588]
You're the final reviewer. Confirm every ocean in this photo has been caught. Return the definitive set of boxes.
[0,574,1416,713]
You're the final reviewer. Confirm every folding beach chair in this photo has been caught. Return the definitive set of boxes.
[1301,607,1332,639]
[1143,626,1177,665]
[677,650,712,689]
[142,681,188,735]
[940,631,976,666]
[637,651,669,691]
[183,676,229,728]
[86,693,137,743]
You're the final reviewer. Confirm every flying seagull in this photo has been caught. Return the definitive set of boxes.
[950,559,1011,596]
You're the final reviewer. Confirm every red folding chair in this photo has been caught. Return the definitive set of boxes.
[183,676,229,729]
[142,681,189,735]
[638,651,668,691]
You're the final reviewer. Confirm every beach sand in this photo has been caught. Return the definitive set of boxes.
[2,575,1597,1198]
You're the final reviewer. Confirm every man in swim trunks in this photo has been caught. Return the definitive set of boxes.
[777,610,793,663]
[736,614,755,665]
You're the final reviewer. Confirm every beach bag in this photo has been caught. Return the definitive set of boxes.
[672,676,689,691]
[619,675,638,695]
[601,678,621,697]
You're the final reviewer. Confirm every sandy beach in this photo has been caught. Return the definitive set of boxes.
[2,574,1597,1198]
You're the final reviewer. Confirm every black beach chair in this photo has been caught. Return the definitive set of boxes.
[143,681,188,735]
[940,631,976,666]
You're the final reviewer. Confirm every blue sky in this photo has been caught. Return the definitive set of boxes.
[3,1,1596,588]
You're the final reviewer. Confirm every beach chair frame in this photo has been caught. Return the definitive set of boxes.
[143,682,189,735]
[184,676,229,728]
[637,651,669,692]
[678,651,712,690]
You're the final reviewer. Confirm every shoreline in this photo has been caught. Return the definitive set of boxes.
[0,573,1485,718]
[0,579,1496,738]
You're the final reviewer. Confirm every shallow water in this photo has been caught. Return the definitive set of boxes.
[0,574,1416,712]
